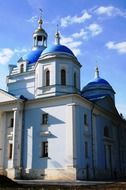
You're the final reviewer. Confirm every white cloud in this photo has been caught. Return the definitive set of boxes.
[87,23,102,36]
[27,16,38,23]
[0,47,30,65]
[60,11,92,27]
[60,36,82,56]
[95,6,126,17]
[71,23,102,41]
[72,29,88,39]
[106,41,126,54]
[0,48,14,65]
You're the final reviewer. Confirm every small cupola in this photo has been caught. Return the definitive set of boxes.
[33,13,48,49]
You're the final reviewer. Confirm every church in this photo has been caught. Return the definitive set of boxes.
[0,16,126,181]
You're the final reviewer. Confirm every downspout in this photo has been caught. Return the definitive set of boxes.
[91,103,95,179]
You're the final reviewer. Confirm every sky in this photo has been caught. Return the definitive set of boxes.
[0,0,126,115]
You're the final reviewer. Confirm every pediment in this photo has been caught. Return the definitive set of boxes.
[0,89,17,102]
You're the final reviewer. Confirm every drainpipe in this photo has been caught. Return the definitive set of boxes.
[90,103,95,179]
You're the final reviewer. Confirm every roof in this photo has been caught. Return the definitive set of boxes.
[87,77,110,86]
[23,47,45,64]
[41,44,74,56]
[82,77,114,93]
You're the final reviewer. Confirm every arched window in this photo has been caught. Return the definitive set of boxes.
[61,69,66,85]
[46,70,50,86]
[74,72,77,88]
[20,64,24,73]
[104,126,109,137]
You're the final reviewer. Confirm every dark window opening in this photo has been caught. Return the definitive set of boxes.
[85,142,88,158]
[10,118,14,128]
[84,114,88,125]
[46,70,50,86]
[42,113,48,125]
[9,144,13,159]
[42,141,48,157]
[104,126,109,137]
[74,72,77,88]
[20,64,24,73]
[61,69,66,85]
[37,36,42,41]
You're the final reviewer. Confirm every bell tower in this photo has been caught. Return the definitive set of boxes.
[33,11,48,50]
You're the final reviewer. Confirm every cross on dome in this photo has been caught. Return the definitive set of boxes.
[55,24,61,45]
[95,66,100,79]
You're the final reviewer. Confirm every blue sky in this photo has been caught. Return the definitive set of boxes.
[0,0,126,115]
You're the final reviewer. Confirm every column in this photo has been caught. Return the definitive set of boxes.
[66,103,77,168]
[0,112,7,174]
[12,108,23,170]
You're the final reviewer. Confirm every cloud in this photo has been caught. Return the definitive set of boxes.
[0,48,14,65]
[0,47,30,65]
[106,41,126,54]
[27,16,38,23]
[72,29,88,39]
[60,10,92,27]
[71,23,102,41]
[87,23,102,36]
[95,6,126,17]
[60,36,82,56]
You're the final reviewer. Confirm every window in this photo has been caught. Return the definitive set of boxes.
[46,70,50,86]
[61,69,66,85]
[9,144,13,159]
[74,72,77,88]
[20,64,24,73]
[10,118,14,128]
[85,142,88,158]
[104,126,109,137]
[84,114,88,125]
[42,113,48,125]
[42,141,48,157]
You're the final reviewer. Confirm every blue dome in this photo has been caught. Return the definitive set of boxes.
[86,77,110,86]
[82,76,115,101]
[41,44,74,56]
[23,48,45,64]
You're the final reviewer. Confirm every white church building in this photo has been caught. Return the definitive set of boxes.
[0,16,126,180]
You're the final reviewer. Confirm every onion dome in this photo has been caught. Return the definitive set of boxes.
[82,66,115,101]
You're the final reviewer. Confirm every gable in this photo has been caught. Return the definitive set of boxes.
[0,89,17,102]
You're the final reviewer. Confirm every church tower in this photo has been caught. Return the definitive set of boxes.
[35,28,81,98]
